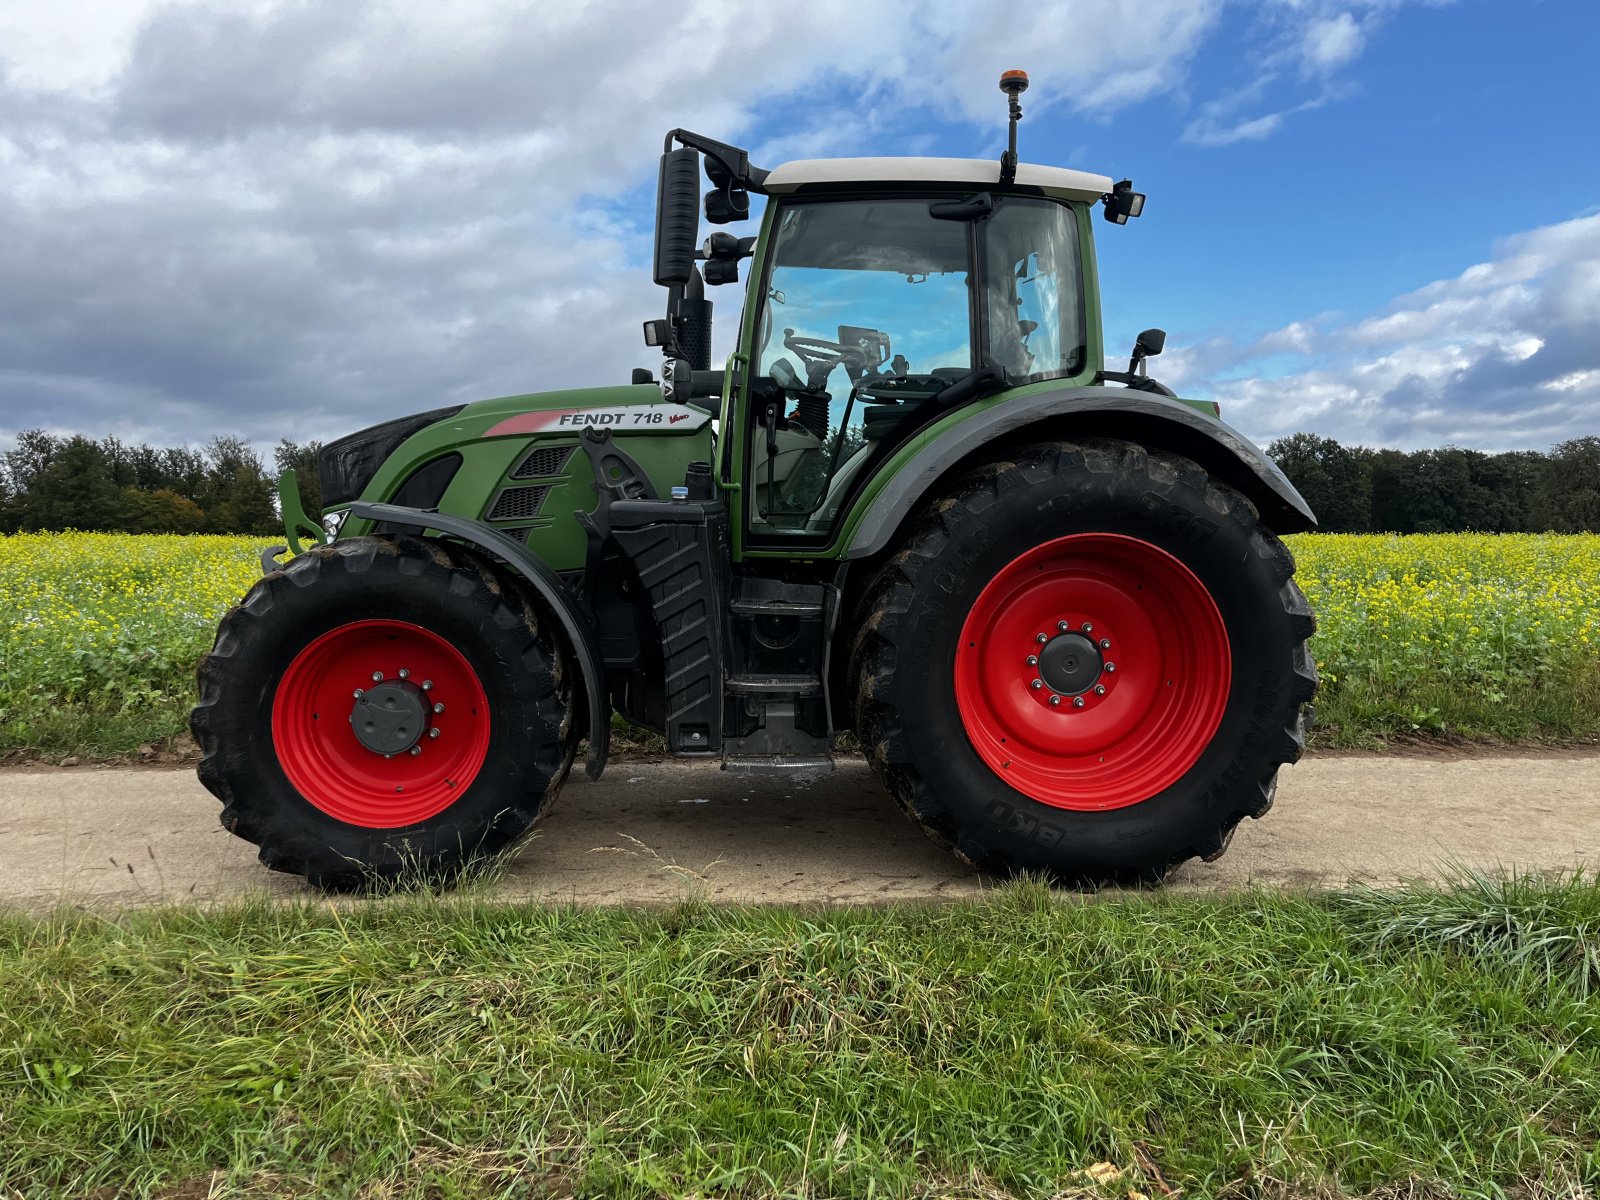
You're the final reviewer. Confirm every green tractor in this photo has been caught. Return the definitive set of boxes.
[192,73,1317,889]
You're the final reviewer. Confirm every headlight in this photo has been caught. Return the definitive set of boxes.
[322,509,349,540]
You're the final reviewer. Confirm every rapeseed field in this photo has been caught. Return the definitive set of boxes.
[1,531,1597,754]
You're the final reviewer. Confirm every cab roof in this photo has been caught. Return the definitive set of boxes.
[763,157,1113,203]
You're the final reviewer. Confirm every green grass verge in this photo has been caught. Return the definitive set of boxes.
[3,875,1597,1198]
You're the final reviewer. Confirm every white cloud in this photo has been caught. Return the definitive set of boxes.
[1301,12,1365,74]
[0,0,1233,448]
[1159,214,1600,451]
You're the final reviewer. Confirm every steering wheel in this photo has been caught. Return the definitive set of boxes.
[782,328,851,373]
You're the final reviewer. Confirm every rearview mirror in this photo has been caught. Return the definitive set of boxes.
[653,147,700,286]
[1134,328,1165,359]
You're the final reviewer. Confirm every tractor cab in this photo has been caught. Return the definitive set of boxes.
[644,87,1145,551]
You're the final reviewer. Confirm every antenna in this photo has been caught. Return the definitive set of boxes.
[998,69,1028,185]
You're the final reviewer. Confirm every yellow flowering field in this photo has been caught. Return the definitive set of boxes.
[1286,532,1600,739]
[0,531,1597,755]
[0,533,262,751]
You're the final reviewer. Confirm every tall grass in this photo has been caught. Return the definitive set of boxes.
[2,876,1597,1198]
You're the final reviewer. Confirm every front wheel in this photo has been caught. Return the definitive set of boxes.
[850,438,1317,883]
[191,535,576,890]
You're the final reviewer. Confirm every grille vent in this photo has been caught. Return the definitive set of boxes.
[501,526,532,544]
[512,445,575,479]
[487,485,550,522]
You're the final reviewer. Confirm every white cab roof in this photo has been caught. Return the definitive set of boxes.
[764,157,1112,202]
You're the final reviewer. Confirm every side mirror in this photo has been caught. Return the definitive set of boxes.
[652,147,701,286]
[1129,327,1166,378]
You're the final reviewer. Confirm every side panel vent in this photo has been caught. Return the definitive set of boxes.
[486,485,550,522]
[512,445,576,479]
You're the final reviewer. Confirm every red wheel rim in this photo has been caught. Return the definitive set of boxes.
[271,620,490,828]
[954,533,1230,811]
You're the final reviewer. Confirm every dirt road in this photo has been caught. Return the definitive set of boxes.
[1,753,1595,909]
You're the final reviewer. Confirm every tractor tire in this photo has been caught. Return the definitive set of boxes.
[850,438,1317,883]
[191,535,575,890]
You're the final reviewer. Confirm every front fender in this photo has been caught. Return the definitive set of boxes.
[348,501,610,780]
[842,386,1315,559]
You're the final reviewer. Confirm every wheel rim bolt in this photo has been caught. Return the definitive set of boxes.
[1094,684,1107,696]
[1104,662,1116,673]
[1035,633,1048,644]
[1081,622,1093,633]
[1049,695,1061,707]
[353,688,364,699]
[1073,696,1086,709]
[409,746,422,756]
[422,680,433,691]
[1057,620,1069,633]
[1030,679,1043,691]
[1026,654,1039,666]
[1099,639,1111,650]
[428,728,441,739]
[433,702,445,714]
[398,668,410,679]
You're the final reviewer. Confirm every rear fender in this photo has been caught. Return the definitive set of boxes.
[348,501,610,779]
[842,386,1315,560]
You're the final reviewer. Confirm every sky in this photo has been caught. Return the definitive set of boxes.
[2,0,1598,456]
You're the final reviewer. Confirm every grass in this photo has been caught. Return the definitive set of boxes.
[2,532,1598,760]
[1,874,1597,1198]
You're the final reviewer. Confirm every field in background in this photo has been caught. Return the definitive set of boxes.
[1,531,1598,758]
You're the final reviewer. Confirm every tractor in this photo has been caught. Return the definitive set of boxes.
[192,72,1318,889]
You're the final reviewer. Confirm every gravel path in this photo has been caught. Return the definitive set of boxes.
[1,753,1595,908]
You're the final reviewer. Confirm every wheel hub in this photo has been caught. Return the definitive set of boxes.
[1038,632,1102,695]
[350,679,431,755]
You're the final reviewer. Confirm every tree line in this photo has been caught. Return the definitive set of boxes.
[0,431,321,536]
[1267,434,1599,534]
[1,426,1595,536]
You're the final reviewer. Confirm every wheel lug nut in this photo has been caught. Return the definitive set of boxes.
[1104,662,1116,673]
[409,746,422,756]
[1099,638,1111,650]
[1094,684,1107,696]
[371,671,383,682]
[1057,620,1069,633]
[1073,696,1086,708]
[1030,679,1043,690]
[1026,654,1039,666]
[433,702,445,714]
[1049,695,1061,706]
[1081,622,1093,633]
[422,680,433,691]
[428,728,441,739]
[1035,633,1048,645]
[353,688,364,699]
[398,668,410,679]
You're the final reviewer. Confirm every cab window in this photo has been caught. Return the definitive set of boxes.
[748,198,971,536]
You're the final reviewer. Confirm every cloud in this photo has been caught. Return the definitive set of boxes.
[0,0,1229,450]
[1158,214,1600,451]
[1301,12,1365,74]
[1182,1,1441,148]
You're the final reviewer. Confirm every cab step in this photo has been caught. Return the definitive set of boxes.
[722,753,835,776]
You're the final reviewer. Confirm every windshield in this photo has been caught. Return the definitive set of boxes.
[750,198,972,536]
[746,194,1086,539]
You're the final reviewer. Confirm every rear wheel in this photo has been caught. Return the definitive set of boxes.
[191,535,575,890]
[850,438,1316,882]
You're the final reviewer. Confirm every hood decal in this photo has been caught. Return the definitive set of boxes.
[484,404,712,438]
